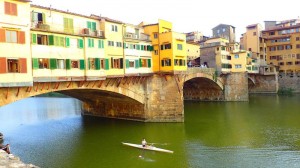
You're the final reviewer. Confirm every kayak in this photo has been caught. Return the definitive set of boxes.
[122,142,174,154]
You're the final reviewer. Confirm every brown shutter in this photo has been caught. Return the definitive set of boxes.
[18,31,25,44]
[0,57,7,73]
[0,29,5,42]
[11,3,17,16]
[19,58,27,73]
[4,2,10,14]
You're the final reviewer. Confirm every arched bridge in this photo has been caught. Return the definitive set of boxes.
[0,68,248,122]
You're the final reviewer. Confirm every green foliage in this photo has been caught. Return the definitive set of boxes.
[277,88,294,95]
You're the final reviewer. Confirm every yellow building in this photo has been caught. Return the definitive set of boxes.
[262,19,300,76]
[186,41,200,66]
[0,0,32,87]
[143,20,187,74]
[123,23,153,76]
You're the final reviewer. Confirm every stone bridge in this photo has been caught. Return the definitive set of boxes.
[0,68,249,122]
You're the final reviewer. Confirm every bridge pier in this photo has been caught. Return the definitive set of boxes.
[224,72,249,101]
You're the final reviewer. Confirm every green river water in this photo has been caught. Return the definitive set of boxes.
[0,94,300,168]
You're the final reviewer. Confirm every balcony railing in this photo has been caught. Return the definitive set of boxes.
[124,33,150,41]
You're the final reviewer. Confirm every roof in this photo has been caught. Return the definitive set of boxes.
[246,24,258,28]
[142,23,159,27]
[212,24,235,30]
[15,0,31,2]
[262,24,300,32]
[31,5,123,24]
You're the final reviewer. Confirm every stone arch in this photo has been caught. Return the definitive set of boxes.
[184,72,224,90]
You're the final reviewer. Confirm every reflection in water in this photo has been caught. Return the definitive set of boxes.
[0,95,299,168]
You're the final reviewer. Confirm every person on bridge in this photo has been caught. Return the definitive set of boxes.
[0,144,10,154]
[142,138,147,148]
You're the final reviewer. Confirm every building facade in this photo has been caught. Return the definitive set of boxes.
[262,19,300,75]
[212,24,236,43]
[0,0,32,87]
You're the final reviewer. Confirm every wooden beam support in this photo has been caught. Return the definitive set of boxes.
[5,87,9,99]
[98,80,104,88]
[85,81,90,87]
[41,83,45,91]
[117,77,123,87]
[16,87,20,97]
[111,78,117,86]
[174,75,181,93]
[66,81,72,88]
[106,79,111,87]
[91,81,96,88]
[47,83,50,90]
[26,86,32,93]
[35,83,39,92]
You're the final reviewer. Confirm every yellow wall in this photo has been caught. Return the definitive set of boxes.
[230,52,247,72]
[187,42,200,60]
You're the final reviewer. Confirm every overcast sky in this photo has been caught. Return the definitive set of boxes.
[32,0,300,41]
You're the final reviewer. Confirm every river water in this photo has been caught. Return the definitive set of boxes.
[0,95,300,168]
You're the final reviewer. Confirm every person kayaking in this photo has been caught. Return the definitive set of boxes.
[142,138,147,148]
[0,144,10,154]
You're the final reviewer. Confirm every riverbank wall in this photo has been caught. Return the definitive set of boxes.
[0,150,39,168]
[278,75,300,93]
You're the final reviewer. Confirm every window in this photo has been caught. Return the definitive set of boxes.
[296,44,300,49]
[222,64,232,69]
[77,39,84,48]
[161,59,171,67]
[154,50,158,55]
[7,59,18,72]
[63,18,74,34]
[108,41,114,46]
[253,32,256,36]
[32,12,46,24]
[296,37,300,41]
[154,33,158,39]
[116,42,122,47]
[235,64,242,69]
[222,28,225,32]
[98,40,104,48]
[177,44,183,50]
[161,43,171,50]
[5,30,17,43]
[38,58,49,69]
[88,58,100,70]
[87,21,96,31]
[71,60,79,68]
[287,62,293,65]
[88,38,94,48]
[269,47,276,51]
[285,45,292,50]
[269,32,275,36]
[234,54,239,59]
[279,62,284,66]
[57,59,65,69]
[111,58,123,69]
[126,60,135,68]
[174,59,185,66]
[111,25,118,32]
[4,2,17,16]
[37,34,48,45]
[277,45,284,50]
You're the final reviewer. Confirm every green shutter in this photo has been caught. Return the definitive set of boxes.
[141,45,144,50]
[78,39,83,49]
[126,59,129,68]
[135,60,139,68]
[147,59,151,67]
[50,58,57,69]
[92,22,96,31]
[87,21,91,29]
[31,34,37,44]
[95,58,100,70]
[54,36,59,46]
[32,58,39,69]
[139,58,142,67]
[66,59,71,70]
[101,40,104,48]
[65,37,70,47]
[98,40,101,48]
[64,18,68,32]
[80,60,85,70]
[123,43,126,49]
[60,37,65,47]
[48,35,54,45]
[137,45,140,50]
[88,58,91,69]
[105,58,109,70]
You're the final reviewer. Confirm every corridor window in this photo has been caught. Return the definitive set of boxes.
[57,59,65,69]
[161,59,171,67]
[5,30,17,43]
[71,60,79,68]
[235,64,242,69]
[177,44,183,50]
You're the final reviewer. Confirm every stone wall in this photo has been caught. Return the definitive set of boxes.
[224,72,249,101]
[249,74,278,93]
[278,75,300,93]
[0,150,38,168]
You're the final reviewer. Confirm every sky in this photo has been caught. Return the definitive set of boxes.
[32,0,300,41]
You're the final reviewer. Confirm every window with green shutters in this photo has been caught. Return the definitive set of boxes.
[31,33,37,44]
[48,35,54,45]
[98,40,104,48]
[88,38,94,48]
[79,60,85,70]
[136,44,140,50]
[87,21,96,31]
[65,37,70,47]
[147,59,151,67]
[141,45,144,50]
[95,58,100,70]
[50,58,57,70]
[125,59,129,68]
[77,39,84,49]
[135,60,139,68]
[105,58,109,70]
[66,59,71,70]
[32,58,39,69]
